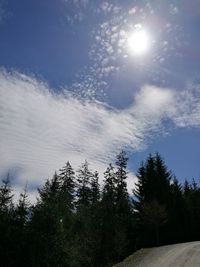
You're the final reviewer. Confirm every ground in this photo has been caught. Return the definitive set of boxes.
[114,241,200,267]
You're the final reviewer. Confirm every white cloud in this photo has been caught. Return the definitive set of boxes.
[0,70,200,202]
[63,0,90,24]
[99,2,113,15]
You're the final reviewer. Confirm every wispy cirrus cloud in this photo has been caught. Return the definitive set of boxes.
[65,1,185,99]
[0,70,200,201]
[62,0,91,23]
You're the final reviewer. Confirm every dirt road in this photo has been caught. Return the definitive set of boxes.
[115,241,200,267]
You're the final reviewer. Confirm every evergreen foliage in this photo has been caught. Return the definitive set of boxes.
[1,152,200,267]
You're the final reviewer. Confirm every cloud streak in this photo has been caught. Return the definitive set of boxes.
[0,70,200,201]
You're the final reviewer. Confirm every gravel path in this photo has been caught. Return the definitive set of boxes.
[115,241,200,267]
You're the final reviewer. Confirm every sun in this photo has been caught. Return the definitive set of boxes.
[127,24,150,56]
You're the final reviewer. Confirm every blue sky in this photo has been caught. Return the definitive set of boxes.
[0,0,200,201]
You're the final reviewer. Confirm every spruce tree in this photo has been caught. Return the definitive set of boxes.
[0,175,15,267]
[59,161,75,211]
[90,171,100,206]
[14,185,30,267]
[16,184,29,224]
[115,151,132,261]
[101,163,117,266]
[134,153,171,208]
[0,174,13,212]
[76,161,92,209]
[134,154,171,246]
[168,177,186,243]
[73,161,93,267]
[183,179,200,241]
[30,172,68,267]
[89,171,101,267]
[115,150,129,212]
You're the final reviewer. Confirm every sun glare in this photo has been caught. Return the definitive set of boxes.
[127,24,150,56]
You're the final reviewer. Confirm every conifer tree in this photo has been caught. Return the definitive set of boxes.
[100,163,117,266]
[0,175,15,267]
[102,163,116,204]
[183,179,200,241]
[16,184,29,224]
[14,185,30,267]
[59,161,75,211]
[90,171,100,206]
[115,150,129,212]
[168,177,186,243]
[73,161,94,267]
[88,171,102,267]
[134,154,171,246]
[134,153,171,208]
[76,161,92,209]
[115,151,132,261]
[30,172,68,267]
[0,174,13,212]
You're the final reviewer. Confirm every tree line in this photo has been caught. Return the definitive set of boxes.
[1,152,200,267]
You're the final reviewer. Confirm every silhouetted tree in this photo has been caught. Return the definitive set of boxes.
[76,161,92,210]
[30,172,68,267]
[100,163,117,266]
[59,161,76,211]
[134,154,171,246]
[114,151,132,260]
[0,175,15,267]
[0,174,13,212]
[167,178,186,243]
[14,184,30,266]
[2,152,200,267]
[72,161,94,267]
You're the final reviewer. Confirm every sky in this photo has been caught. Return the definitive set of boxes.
[0,0,200,202]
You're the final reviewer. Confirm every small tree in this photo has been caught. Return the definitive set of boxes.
[59,161,75,211]
[76,161,92,210]
[0,174,13,212]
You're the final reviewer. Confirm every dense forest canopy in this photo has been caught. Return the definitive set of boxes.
[1,152,200,267]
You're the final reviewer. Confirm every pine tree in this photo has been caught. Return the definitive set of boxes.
[29,172,69,267]
[167,177,186,243]
[183,179,200,241]
[76,161,92,209]
[115,150,129,212]
[73,161,93,267]
[100,163,117,266]
[59,161,75,211]
[88,171,101,267]
[0,174,15,267]
[90,171,100,206]
[0,174,13,212]
[114,151,132,261]
[16,184,29,224]
[154,153,171,204]
[14,185,30,267]
[134,153,171,208]
[38,172,60,204]
[102,163,116,204]
[134,154,171,246]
